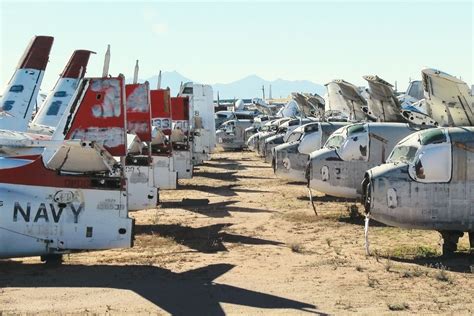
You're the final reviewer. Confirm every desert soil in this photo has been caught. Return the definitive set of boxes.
[1,150,473,315]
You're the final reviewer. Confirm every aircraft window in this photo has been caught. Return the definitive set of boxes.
[388,145,418,164]
[236,113,252,119]
[287,132,302,143]
[305,124,319,133]
[9,85,24,92]
[325,135,345,150]
[337,129,369,161]
[46,100,62,116]
[182,87,193,94]
[407,81,423,100]
[2,100,15,111]
[414,157,425,179]
[409,144,452,183]
[347,124,366,136]
[224,122,235,133]
[289,120,299,126]
[420,129,446,145]
[54,91,67,97]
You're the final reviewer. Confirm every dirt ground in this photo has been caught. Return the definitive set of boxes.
[1,150,473,315]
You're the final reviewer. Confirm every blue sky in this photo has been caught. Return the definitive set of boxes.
[1,0,472,93]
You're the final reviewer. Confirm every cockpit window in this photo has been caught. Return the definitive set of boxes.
[287,132,302,143]
[388,146,418,164]
[288,120,299,126]
[347,124,366,136]
[182,87,193,94]
[305,124,319,133]
[420,129,446,145]
[325,135,345,149]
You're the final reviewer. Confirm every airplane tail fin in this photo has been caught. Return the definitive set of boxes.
[422,68,474,126]
[363,75,404,122]
[53,75,128,156]
[126,83,152,142]
[0,36,54,131]
[32,50,94,129]
[150,89,172,135]
[149,89,172,152]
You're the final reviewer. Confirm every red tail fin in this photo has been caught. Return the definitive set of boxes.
[61,50,95,79]
[170,96,189,121]
[150,89,172,135]
[17,36,54,70]
[126,83,152,142]
[60,75,127,156]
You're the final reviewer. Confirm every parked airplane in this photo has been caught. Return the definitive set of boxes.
[307,122,423,198]
[273,121,348,182]
[179,82,216,165]
[306,73,443,200]
[363,126,474,254]
[216,119,254,150]
[150,88,178,189]
[170,95,193,179]
[0,75,133,262]
[124,81,159,210]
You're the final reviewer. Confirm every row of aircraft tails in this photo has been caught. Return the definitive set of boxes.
[216,68,474,255]
[0,36,216,262]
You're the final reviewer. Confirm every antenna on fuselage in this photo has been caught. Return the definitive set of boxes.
[133,60,139,84]
[157,70,162,89]
[102,44,111,77]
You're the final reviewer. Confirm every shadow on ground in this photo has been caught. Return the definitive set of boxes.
[297,195,359,203]
[194,171,268,181]
[136,223,283,253]
[0,261,324,315]
[384,253,474,274]
[178,183,271,197]
[161,199,273,218]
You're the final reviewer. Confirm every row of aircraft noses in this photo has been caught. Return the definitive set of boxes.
[0,35,217,262]
[217,69,474,256]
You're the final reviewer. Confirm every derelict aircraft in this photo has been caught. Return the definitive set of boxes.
[362,70,474,254]
[0,39,161,211]
[306,73,438,199]
[271,79,369,182]
[0,36,133,262]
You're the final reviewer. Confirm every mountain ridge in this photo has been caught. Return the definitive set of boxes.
[128,71,325,99]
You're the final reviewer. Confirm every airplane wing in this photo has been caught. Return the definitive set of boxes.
[251,98,278,116]
[290,93,324,118]
[363,75,405,122]
[44,140,118,173]
[331,79,367,120]
[422,68,474,126]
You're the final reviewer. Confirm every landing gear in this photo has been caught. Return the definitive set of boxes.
[439,231,463,255]
[41,254,63,265]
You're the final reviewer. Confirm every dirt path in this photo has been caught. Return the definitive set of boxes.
[1,150,473,314]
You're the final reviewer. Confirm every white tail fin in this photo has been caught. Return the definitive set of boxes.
[32,50,94,129]
[0,36,54,132]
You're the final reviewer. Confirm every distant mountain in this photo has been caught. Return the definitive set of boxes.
[213,75,326,100]
[130,71,325,99]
